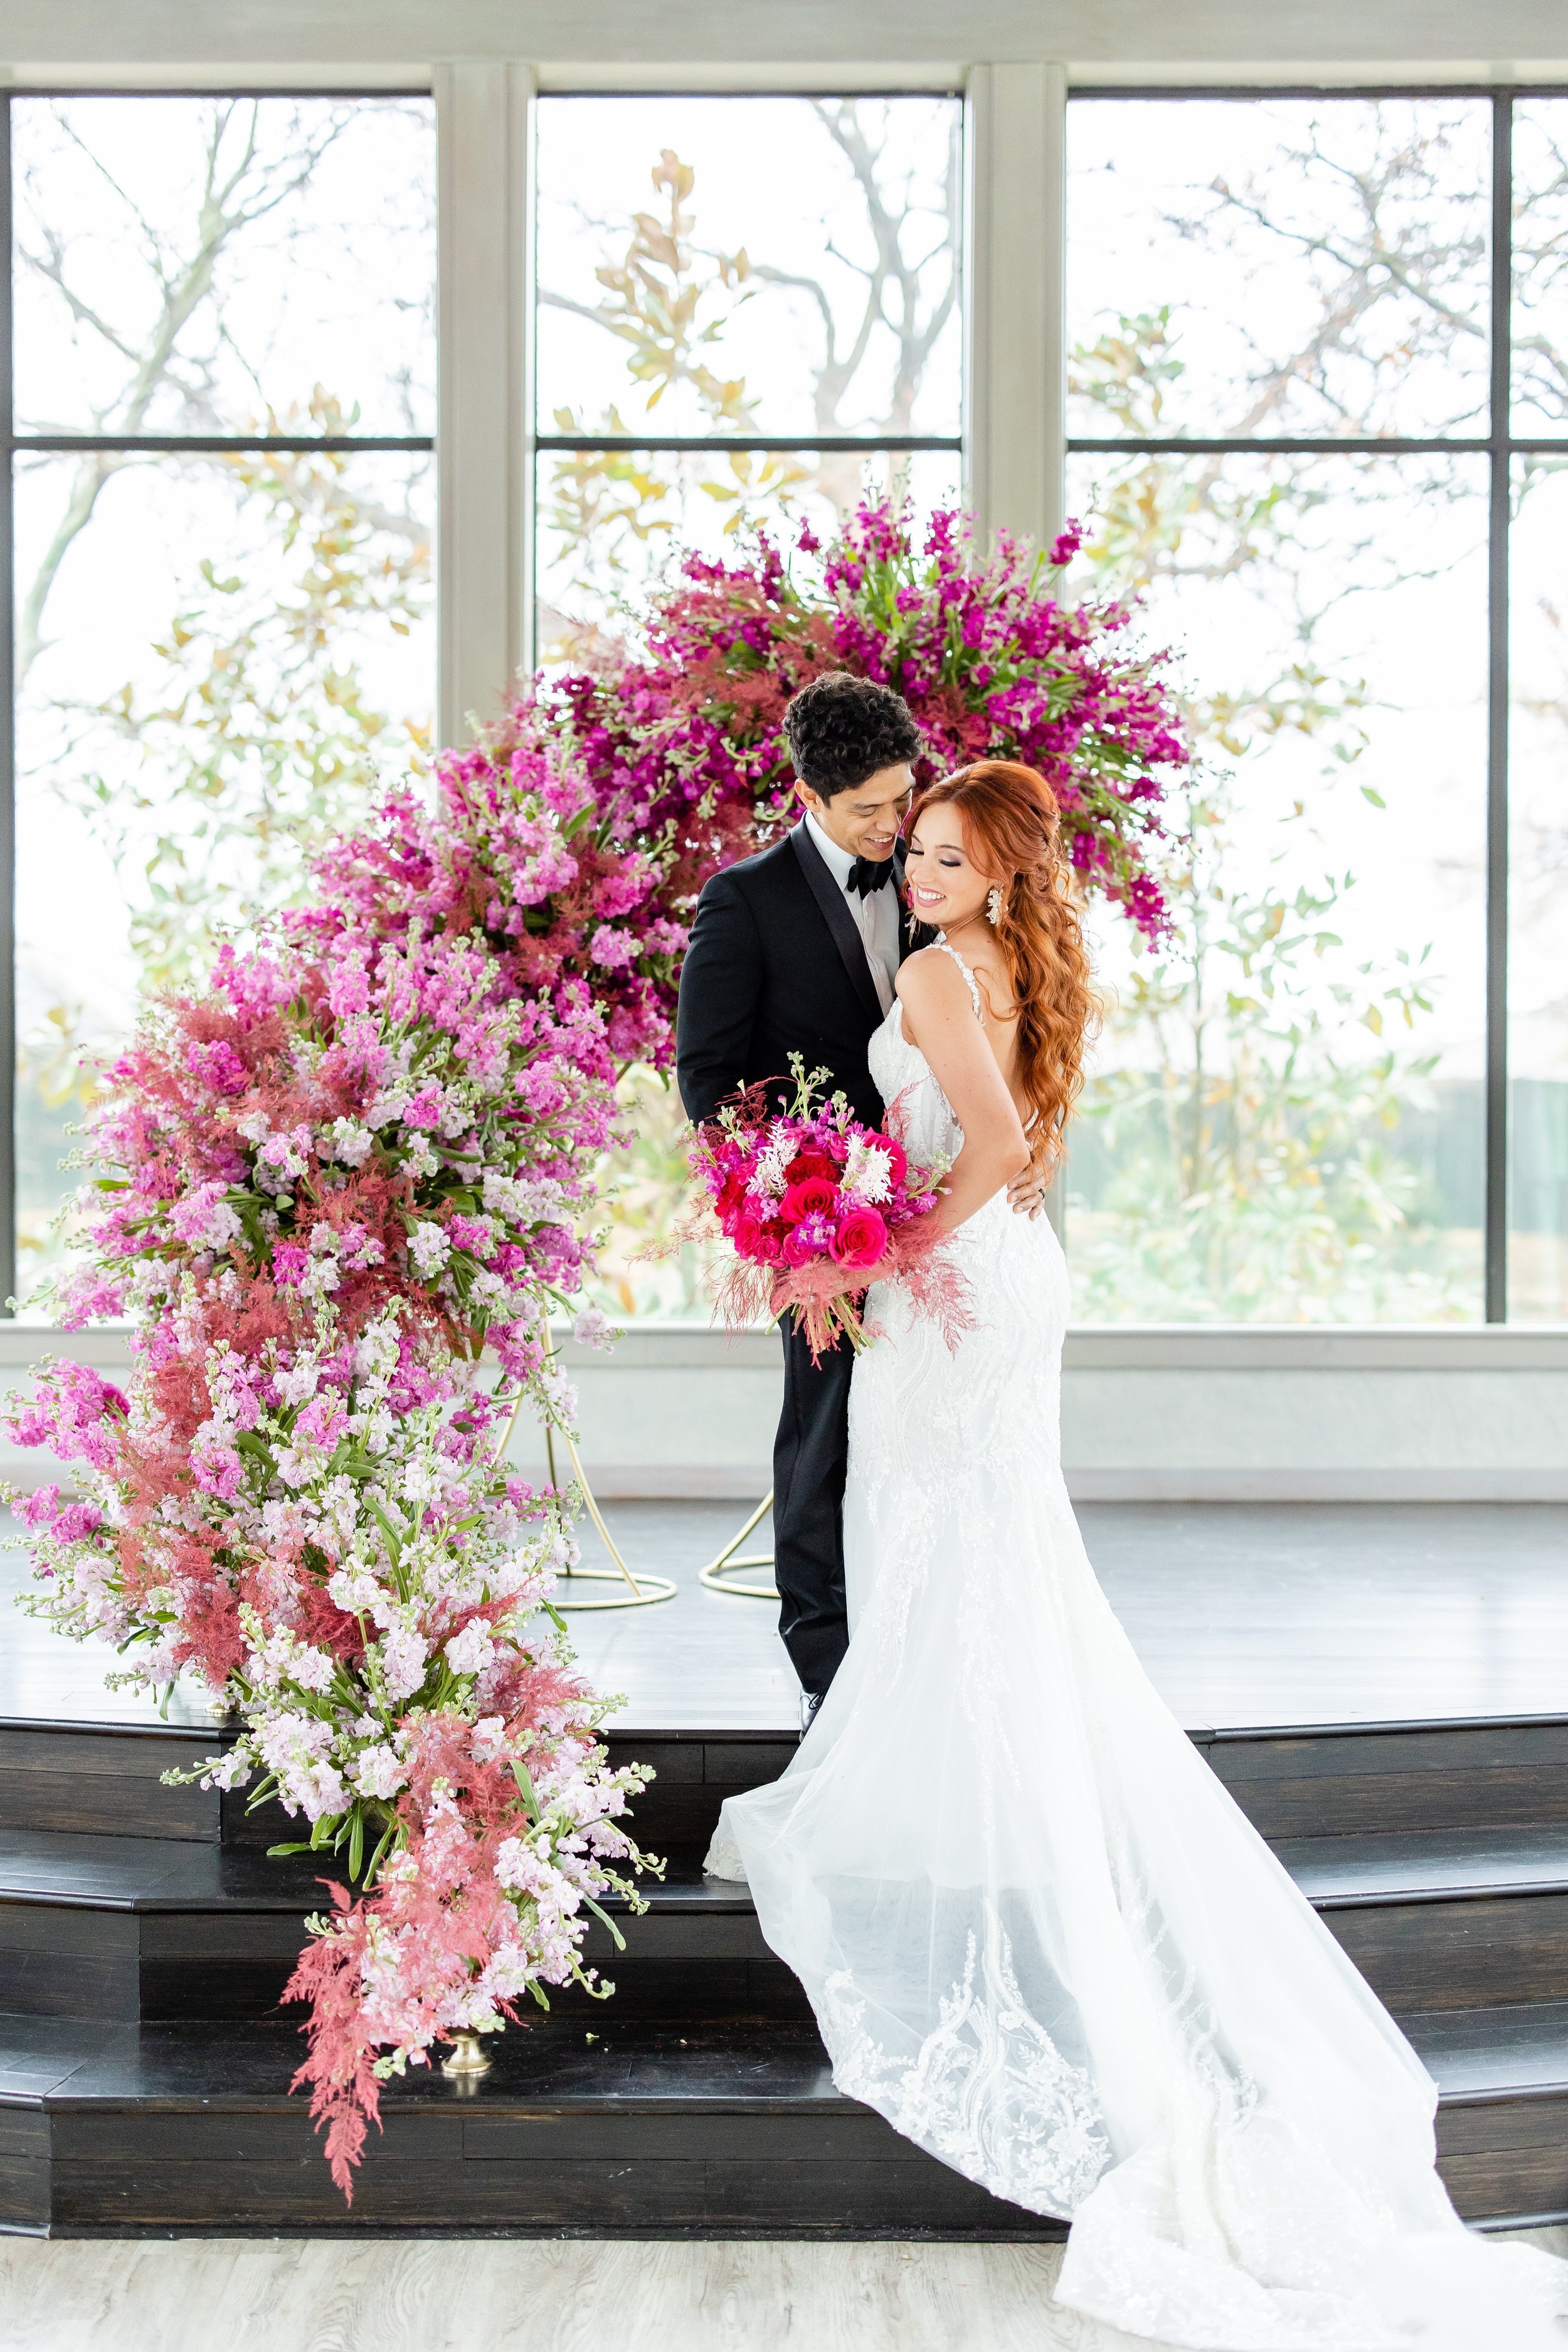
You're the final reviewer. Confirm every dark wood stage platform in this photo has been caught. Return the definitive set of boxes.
[4,1502,1568,2238]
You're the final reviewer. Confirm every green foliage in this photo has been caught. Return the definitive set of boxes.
[1066,314,1474,1320]
[540,152,809,641]
[56,394,431,996]
[580,1067,724,1320]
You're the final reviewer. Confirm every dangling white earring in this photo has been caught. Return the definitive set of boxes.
[985,886,1004,926]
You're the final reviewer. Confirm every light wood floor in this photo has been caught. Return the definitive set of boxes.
[4,2232,1566,2352]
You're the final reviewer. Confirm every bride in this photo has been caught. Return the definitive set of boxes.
[704,758,1568,2351]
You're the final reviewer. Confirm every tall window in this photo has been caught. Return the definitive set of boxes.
[534,92,963,1315]
[1065,91,1566,1325]
[3,92,436,1308]
[532,93,963,657]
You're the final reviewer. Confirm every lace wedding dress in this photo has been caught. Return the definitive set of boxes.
[705,944,1568,2351]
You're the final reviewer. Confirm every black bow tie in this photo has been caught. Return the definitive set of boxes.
[848,854,896,898]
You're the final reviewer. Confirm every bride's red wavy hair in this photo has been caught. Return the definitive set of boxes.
[907,760,1098,1175]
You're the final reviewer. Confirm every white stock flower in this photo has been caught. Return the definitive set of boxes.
[275,1359,322,1407]
[354,1319,400,1383]
[410,1223,451,1278]
[379,1625,429,1701]
[327,1565,382,1615]
[322,1118,373,1167]
[351,1744,407,1801]
[481,1170,526,1221]
[255,1709,346,1821]
[290,1643,337,1695]
[445,1618,496,1677]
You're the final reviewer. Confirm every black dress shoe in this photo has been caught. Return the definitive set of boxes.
[800,1691,824,1734]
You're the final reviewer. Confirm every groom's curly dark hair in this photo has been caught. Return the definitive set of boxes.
[783,671,923,800]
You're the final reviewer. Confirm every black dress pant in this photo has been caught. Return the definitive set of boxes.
[771,1318,853,1697]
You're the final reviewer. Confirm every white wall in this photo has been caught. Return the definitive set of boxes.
[5,1325,1562,1502]
[4,3,1568,76]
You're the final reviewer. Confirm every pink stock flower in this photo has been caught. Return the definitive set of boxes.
[272,1244,309,1288]
[185,1037,250,1096]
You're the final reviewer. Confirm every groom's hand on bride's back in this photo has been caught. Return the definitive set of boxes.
[1007,1165,1051,1220]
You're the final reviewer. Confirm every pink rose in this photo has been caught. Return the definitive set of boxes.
[781,1226,820,1268]
[780,1175,839,1224]
[830,1205,889,1271]
[730,1214,768,1261]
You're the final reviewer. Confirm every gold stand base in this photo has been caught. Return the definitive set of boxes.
[698,1490,778,1600]
[441,2030,492,2084]
[554,1564,679,1611]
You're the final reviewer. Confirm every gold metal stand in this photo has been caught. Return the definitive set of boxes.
[486,1323,676,1613]
[697,1488,778,1600]
[544,1421,677,1611]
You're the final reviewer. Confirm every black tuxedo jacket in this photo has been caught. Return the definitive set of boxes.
[676,822,908,1132]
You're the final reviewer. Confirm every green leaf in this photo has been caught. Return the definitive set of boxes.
[510,1758,539,1818]
[582,1894,627,1952]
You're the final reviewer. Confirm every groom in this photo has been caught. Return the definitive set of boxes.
[676,672,1044,1725]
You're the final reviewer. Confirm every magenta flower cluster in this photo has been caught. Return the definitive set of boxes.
[499,495,1187,1029]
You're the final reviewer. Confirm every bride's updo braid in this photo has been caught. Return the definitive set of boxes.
[907,760,1098,1176]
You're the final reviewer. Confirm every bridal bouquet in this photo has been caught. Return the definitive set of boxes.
[691,1057,972,1360]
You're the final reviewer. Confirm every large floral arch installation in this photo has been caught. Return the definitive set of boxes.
[8,498,1187,2195]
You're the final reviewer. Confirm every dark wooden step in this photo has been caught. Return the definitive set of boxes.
[0,2011,1066,2239]
[0,1723,221,1843]
[9,1824,1568,2028]
[14,1710,1568,1857]
[1282,1828,1568,2013]
[1209,1717,1568,1840]
[0,1833,805,2025]
[1412,2001,1568,2227]
[3,2001,1565,2237]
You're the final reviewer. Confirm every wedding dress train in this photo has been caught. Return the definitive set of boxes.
[705,949,1568,2351]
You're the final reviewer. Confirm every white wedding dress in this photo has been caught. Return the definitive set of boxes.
[706,945,1568,2351]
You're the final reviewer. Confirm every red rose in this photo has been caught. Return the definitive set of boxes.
[830,1205,890,1271]
[784,1152,840,1186]
[716,1170,748,1217]
[781,1175,839,1224]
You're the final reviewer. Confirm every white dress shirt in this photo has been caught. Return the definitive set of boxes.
[803,811,900,1017]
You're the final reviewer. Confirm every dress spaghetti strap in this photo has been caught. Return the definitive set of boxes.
[931,933,984,1021]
